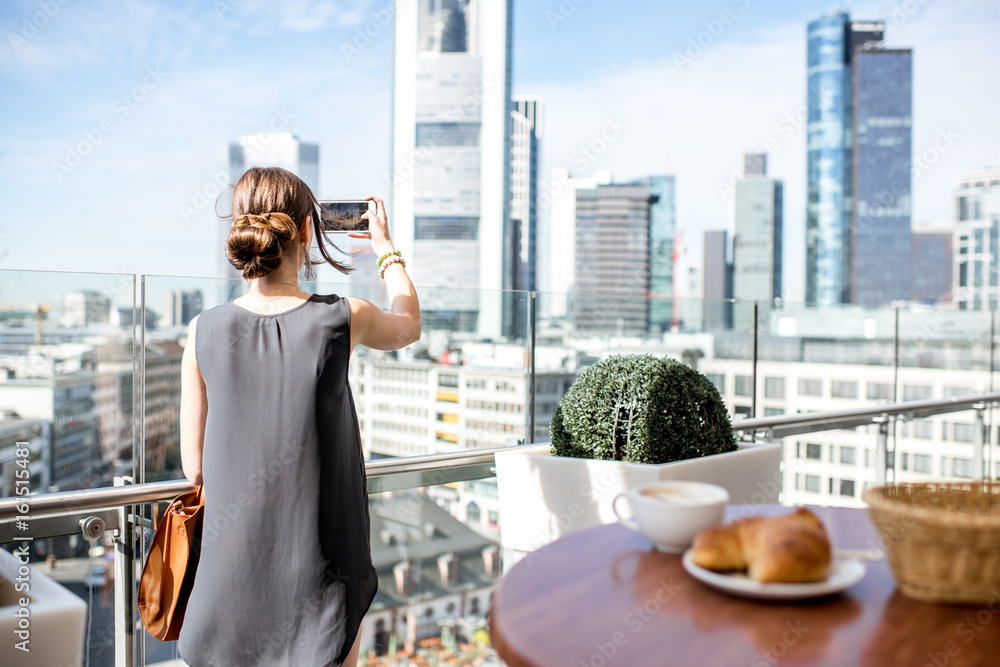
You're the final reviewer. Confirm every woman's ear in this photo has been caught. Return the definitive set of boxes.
[301,215,312,246]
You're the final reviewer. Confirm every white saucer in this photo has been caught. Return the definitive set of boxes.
[681,550,866,601]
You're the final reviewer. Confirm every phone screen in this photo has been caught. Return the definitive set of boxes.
[318,201,370,233]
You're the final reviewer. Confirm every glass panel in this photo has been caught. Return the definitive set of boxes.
[0,269,137,493]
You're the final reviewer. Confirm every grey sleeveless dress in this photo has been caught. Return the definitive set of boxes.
[177,293,377,667]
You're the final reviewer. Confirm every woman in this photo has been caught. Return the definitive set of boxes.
[178,166,420,667]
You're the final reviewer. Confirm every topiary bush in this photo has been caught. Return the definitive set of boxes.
[550,354,737,464]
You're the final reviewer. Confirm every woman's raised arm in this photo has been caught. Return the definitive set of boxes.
[348,196,421,351]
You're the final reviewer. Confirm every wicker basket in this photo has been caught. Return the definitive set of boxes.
[863,481,1000,604]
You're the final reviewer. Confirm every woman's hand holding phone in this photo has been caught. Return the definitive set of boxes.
[352,195,394,258]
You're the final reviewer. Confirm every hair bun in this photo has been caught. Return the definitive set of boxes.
[226,211,300,279]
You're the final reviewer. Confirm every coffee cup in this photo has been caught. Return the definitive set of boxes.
[612,481,729,553]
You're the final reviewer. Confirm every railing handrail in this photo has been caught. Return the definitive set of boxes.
[3,392,1000,522]
[0,444,524,520]
[733,393,1000,433]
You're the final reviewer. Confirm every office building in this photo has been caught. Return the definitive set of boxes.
[545,169,600,319]
[61,291,111,328]
[702,230,731,330]
[806,14,912,306]
[223,132,320,302]
[644,175,676,333]
[506,97,541,338]
[391,0,513,336]
[0,343,97,490]
[163,289,203,328]
[851,46,913,305]
[910,222,953,305]
[573,182,655,334]
[733,153,783,325]
[953,166,1000,310]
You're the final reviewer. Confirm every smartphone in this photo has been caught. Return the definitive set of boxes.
[317,200,375,233]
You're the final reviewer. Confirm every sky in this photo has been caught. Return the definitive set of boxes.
[1,0,998,304]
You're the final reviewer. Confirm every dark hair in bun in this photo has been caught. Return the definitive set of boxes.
[224,166,351,280]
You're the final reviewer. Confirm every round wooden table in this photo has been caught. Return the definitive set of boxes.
[489,505,1000,666]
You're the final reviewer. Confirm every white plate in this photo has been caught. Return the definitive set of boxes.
[681,550,866,601]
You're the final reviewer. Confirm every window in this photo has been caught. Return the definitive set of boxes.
[437,412,459,423]
[867,383,893,400]
[764,377,785,399]
[944,387,975,398]
[415,216,479,240]
[798,378,823,397]
[734,375,753,397]
[734,405,752,419]
[903,385,933,401]
[958,262,968,287]
[914,454,932,474]
[804,475,821,493]
[953,423,975,442]
[467,502,480,523]
[831,381,858,399]
[958,196,969,221]
[764,408,784,417]
[438,374,459,388]
[901,452,909,471]
[705,373,724,393]
[840,447,856,465]
[840,479,856,497]
[952,458,974,478]
[805,443,822,460]
[415,122,480,146]
[913,420,933,439]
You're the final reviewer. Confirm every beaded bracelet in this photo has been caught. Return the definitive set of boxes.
[378,254,406,279]
[376,249,401,269]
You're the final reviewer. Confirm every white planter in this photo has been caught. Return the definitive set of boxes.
[0,546,87,667]
[495,441,781,554]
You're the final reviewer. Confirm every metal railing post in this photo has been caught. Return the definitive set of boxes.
[114,476,136,667]
[752,302,759,420]
[974,404,986,480]
[875,416,890,486]
[526,292,536,446]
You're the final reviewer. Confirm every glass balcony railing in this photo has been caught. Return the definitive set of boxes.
[2,267,1000,666]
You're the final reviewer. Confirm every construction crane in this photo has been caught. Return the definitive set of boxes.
[34,304,50,345]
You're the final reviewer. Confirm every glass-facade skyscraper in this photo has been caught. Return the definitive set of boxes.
[392,0,513,336]
[806,14,906,305]
[851,48,912,305]
[644,175,676,333]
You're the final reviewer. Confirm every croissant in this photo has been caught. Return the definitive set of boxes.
[690,508,831,583]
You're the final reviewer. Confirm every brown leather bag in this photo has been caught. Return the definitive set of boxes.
[137,484,205,641]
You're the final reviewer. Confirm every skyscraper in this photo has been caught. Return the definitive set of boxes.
[572,182,654,334]
[910,222,953,305]
[733,153,782,325]
[222,132,320,302]
[851,46,912,305]
[506,97,541,338]
[702,230,731,331]
[806,14,910,306]
[545,168,600,318]
[644,175,676,333]
[953,166,1000,311]
[392,0,513,336]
